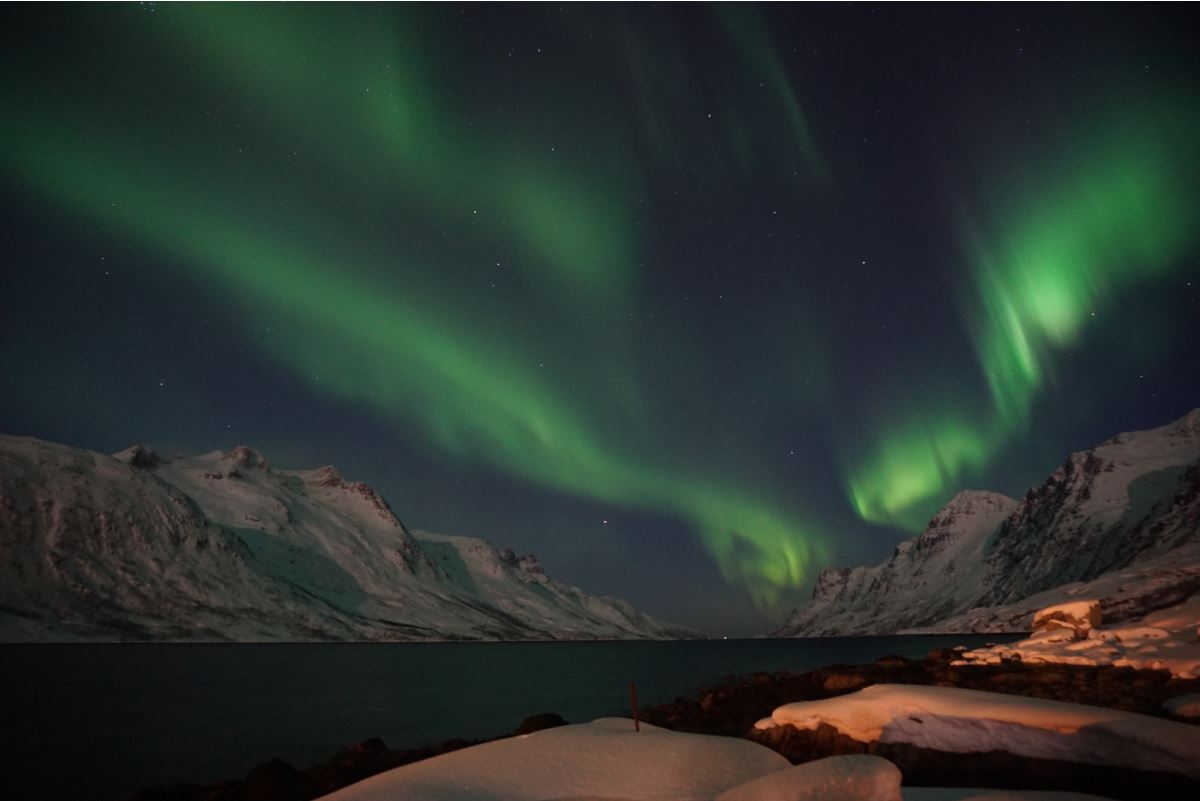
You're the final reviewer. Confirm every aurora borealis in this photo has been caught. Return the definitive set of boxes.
[2,4,1198,633]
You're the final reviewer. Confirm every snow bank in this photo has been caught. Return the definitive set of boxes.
[319,718,791,801]
[756,684,1200,779]
[957,594,1200,678]
[714,755,901,801]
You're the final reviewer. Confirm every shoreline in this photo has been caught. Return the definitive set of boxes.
[129,648,1200,801]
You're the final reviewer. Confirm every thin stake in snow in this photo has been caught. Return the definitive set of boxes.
[629,680,640,732]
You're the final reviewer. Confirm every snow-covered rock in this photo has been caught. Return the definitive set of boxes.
[319,720,911,801]
[0,434,691,641]
[318,718,790,801]
[956,593,1200,677]
[776,409,1200,636]
[756,684,1200,780]
[1031,600,1102,640]
[714,755,901,801]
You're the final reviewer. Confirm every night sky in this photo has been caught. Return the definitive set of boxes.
[2,4,1199,635]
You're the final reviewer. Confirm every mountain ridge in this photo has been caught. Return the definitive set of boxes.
[0,434,692,642]
[774,408,1200,636]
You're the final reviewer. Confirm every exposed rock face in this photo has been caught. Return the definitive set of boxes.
[775,409,1200,636]
[0,434,691,642]
[979,410,1200,608]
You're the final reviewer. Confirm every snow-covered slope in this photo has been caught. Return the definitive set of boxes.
[776,491,1019,635]
[0,435,691,641]
[775,409,1200,636]
[978,409,1200,605]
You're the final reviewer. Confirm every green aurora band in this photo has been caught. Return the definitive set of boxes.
[157,4,640,302]
[0,5,828,608]
[1,120,821,607]
[845,103,1200,529]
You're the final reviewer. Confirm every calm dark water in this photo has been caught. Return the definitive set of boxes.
[0,635,1014,801]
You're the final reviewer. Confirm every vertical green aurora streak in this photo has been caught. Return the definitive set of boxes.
[845,103,1200,529]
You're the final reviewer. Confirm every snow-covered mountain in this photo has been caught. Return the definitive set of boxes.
[775,409,1200,636]
[0,435,691,641]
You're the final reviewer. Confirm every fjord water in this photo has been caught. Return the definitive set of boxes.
[1,635,1011,801]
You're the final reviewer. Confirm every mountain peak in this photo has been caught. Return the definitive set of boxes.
[303,465,344,487]
[917,490,1018,545]
[941,489,1018,516]
[112,444,162,468]
[224,446,269,470]
[1098,407,1200,450]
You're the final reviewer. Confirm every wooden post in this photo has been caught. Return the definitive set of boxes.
[629,680,640,732]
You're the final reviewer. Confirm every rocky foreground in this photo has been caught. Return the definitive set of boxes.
[130,651,1200,801]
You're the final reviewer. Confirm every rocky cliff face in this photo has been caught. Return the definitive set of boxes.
[978,409,1200,606]
[775,409,1200,636]
[0,434,691,641]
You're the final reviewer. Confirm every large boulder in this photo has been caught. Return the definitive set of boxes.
[1031,600,1102,641]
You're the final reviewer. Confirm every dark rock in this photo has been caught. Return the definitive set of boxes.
[926,647,964,663]
[874,654,909,667]
[514,712,567,735]
[242,758,302,801]
[751,721,869,762]
[821,672,868,692]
